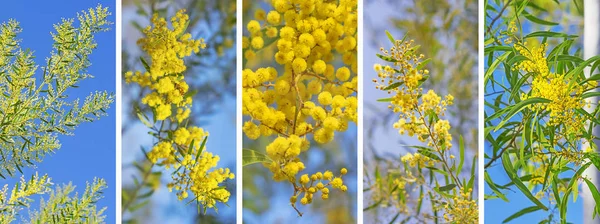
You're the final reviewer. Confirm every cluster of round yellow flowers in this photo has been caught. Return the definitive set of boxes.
[373,39,454,151]
[443,188,478,223]
[515,42,597,138]
[125,9,233,210]
[242,0,357,216]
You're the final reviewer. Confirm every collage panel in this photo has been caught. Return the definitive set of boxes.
[363,0,479,223]
[121,0,237,223]
[0,0,116,223]
[484,1,600,223]
[241,0,358,223]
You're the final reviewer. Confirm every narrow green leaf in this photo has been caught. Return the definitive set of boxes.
[502,206,543,223]
[502,153,548,210]
[242,149,271,166]
[385,30,395,44]
[437,184,456,192]
[377,97,393,102]
[583,178,600,215]
[457,135,465,177]
[383,82,403,90]
[495,97,550,132]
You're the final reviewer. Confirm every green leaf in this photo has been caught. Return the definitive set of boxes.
[485,171,508,202]
[495,97,550,132]
[385,30,395,44]
[524,31,577,39]
[560,162,592,222]
[457,135,465,177]
[484,52,510,86]
[383,82,403,90]
[437,184,456,192]
[523,12,559,26]
[364,199,383,211]
[377,97,393,102]
[502,153,548,211]
[585,153,600,170]
[195,136,208,163]
[583,178,600,215]
[502,206,543,223]
[136,112,153,128]
[140,56,151,72]
[388,213,400,224]
[242,149,271,166]
[416,58,431,70]
[415,147,441,161]
[376,54,398,62]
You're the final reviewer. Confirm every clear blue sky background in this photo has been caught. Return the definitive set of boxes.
[484,5,584,223]
[0,0,116,222]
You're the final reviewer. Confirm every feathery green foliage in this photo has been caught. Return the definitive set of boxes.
[0,4,114,178]
[0,174,107,223]
[0,4,113,224]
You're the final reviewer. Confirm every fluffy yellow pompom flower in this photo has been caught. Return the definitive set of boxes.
[247,20,261,34]
[312,60,326,74]
[251,37,264,49]
[267,11,281,25]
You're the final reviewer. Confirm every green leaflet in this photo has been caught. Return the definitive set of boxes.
[501,153,548,211]
[242,149,272,166]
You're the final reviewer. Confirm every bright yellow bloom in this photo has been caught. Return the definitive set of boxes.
[127,10,233,211]
[243,0,356,215]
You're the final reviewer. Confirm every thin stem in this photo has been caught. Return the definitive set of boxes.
[486,0,513,35]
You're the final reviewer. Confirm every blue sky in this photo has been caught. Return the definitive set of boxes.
[0,0,116,222]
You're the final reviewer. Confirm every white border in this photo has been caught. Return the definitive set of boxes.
[115,0,122,222]
[236,0,243,222]
[357,0,364,223]
[478,0,484,223]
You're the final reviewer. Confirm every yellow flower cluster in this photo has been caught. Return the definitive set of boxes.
[515,42,596,137]
[374,39,454,150]
[443,188,478,224]
[126,10,233,210]
[125,9,205,121]
[292,168,348,206]
[401,152,436,167]
[242,0,357,216]
[263,135,308,181]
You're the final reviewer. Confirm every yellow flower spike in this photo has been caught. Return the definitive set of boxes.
[126,9,233,213]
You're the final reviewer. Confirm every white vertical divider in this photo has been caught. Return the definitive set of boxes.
[478,0,485,223]
[357,0,364,223]
[236,0,243,223]
[583,1,600,223]
[116,0,123,223]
